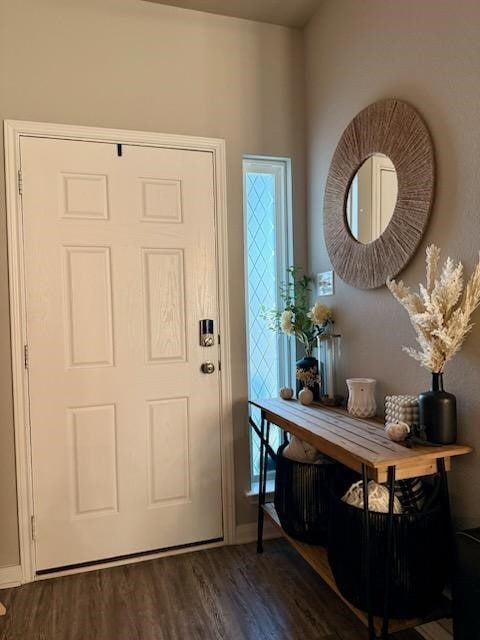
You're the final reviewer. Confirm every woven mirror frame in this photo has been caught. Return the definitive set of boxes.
[323,98,435,289]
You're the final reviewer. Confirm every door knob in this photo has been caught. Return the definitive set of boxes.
[201,361,215,374]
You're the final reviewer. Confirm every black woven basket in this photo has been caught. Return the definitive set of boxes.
[274,442,336,545]
[327,479,449,618]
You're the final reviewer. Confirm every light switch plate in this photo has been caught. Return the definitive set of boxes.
[317,271,334,296]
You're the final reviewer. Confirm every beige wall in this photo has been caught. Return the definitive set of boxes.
[0,0,306,567]
[305,0,480,529]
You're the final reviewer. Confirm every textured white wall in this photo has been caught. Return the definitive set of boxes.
[0,0,306,566]
[305,0,480,529]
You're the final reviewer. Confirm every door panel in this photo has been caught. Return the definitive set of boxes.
[147,397,190,506]
[20,137,223,571]
[142,248,186,362]
[64,245,114,367]
[68,404,118,516]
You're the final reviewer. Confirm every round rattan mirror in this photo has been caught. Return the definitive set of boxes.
[323,99,435,289]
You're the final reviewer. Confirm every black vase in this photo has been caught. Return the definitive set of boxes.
[418,373,457,444]
[296,355,320,401]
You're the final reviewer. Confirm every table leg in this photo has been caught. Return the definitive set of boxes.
[362,464,375,640]
[437,457,451,521]
[437,457,454,576]
[256,413,266,553]
[381,465,396,639]
[261,420,271,505]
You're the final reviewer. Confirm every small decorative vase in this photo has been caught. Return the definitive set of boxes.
[418,373,457,444]
[296,355,320,400]
[346,378,376,418]
[298,387,314,406]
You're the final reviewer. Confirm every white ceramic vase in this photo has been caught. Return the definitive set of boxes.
[346,378,376,417]
[298,387,314,406]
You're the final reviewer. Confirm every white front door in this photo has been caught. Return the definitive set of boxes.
[20,137,223,571]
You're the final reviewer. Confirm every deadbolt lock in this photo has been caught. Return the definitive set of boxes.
[200,319,214,347]
[201,361,215,374]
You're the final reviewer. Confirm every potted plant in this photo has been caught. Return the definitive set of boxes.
[387,245,480,443]
[263,266,333,400]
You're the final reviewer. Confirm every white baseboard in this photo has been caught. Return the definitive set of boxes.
[234,520,279,545]
[416,619,453,640]
[0,564,22,589]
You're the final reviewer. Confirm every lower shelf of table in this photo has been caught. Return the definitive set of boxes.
[262,502,449,636]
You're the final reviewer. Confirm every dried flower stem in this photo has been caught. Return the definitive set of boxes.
[387,245,480,373]
[296,366,320,388]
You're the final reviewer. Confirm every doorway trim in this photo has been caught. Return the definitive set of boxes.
[4,120,235,583]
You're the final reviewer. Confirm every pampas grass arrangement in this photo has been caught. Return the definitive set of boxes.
[387,245,480,373]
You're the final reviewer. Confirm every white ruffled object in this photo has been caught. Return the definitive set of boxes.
[282,435,329,464]
[385,421,410,442]
[342,480,403,514]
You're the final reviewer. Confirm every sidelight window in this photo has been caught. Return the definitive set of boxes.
[243,157,293,484]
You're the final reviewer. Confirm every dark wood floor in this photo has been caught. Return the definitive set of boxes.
[0,540,420,640]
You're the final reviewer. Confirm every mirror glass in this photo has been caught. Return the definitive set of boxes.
[346,153,398,244]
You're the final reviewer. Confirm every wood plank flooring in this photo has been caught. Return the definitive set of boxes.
[0,540,421,640]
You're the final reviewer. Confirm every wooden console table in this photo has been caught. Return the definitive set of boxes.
[249,398,472,640]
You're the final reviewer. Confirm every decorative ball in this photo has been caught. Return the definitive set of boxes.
[279,387,294,400]
[385,421,410,442]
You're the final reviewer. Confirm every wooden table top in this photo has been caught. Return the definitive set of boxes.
[250,397,472,482]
